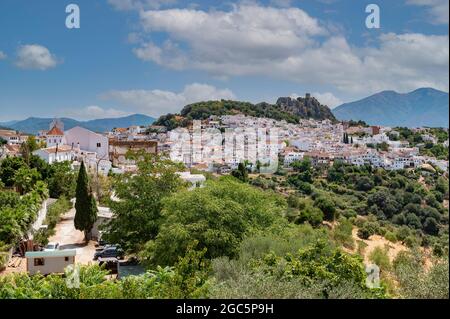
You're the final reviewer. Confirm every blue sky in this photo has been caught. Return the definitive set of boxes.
[0,0,448,121]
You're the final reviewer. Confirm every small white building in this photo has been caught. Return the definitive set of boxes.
[0,129,26,145]
[33,145,73,164]
[25,250,76,275]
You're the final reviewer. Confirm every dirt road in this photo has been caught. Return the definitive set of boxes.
[49,208,97,265]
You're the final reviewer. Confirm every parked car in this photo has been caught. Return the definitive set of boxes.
[43,242,60,251]
[94,246,124,260]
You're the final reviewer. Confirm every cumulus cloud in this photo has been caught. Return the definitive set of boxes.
[311,92,343,108]
[101,83,236,116]
[290,92,343,108]
[407,0,449,24]
[62,106,131,120]
[131,4,449,95]
[15,44,59,70]
[108,0,176,11]
[0,51,6,60]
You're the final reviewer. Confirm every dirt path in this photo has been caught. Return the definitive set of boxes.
[349,228,408,265]
[49,208,97,265]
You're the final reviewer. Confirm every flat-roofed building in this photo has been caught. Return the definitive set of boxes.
[25,250,76,275]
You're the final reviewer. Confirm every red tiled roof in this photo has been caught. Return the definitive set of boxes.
[5,144,20,153]
[47,126,64,136]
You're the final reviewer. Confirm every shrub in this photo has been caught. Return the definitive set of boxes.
[314,196,336,221]
[384,231,397,243]
[369,246,391,272]
[333,218,354,249]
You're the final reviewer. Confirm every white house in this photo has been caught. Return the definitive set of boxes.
[33,145,73,164]
[25,250,76,275]
[64,126,109,159]
[0,129,26,145]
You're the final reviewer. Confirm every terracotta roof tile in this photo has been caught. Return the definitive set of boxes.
[47,126,64,136]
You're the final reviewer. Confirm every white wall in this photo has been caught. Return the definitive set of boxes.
[65,127,109,159]
[27,256,75,275]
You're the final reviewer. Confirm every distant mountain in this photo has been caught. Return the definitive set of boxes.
[333,88,449,127]
[0,114,155,134]
[154,96,336,129]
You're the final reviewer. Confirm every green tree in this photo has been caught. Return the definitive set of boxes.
[74,161,97,240]
[314,196,336,221]
[47,161,76,198]
[423,217,439,236]
[231,162,249,182]
[13,167,41,195]
[104,152,184,252]
[20,136,40,165]
[142,177,286,266]
[0,157,27,187]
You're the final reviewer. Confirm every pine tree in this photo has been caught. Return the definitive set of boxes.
[74,161,98,240]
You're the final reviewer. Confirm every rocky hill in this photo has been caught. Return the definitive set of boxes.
[276,94,336,121]
[154,95,337,129]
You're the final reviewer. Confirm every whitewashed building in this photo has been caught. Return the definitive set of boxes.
[33,145,73,164]
[64,126,109,159]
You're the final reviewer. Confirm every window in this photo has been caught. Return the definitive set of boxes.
[97,143,101,148]
[34,258,45,266]
[65,257,70,262]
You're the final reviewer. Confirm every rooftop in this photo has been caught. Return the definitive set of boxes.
[25,249,77,258]
[47,126,64,136]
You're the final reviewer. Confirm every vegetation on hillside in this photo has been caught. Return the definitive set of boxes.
[154,99,336,129]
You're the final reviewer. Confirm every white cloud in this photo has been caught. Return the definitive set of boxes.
[407,0,449,24]
[290,92,343,108]
[131,4,449,95]
[108,0,176,11]
[311,92,343,108]
[0,51,6,60]
[15,44,59,70]
[62,106,131,120]
[101,83,236,116]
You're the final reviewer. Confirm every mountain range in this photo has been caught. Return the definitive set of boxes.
[2,88,448,133]
[333,88,449,128]
[0,114,155,134]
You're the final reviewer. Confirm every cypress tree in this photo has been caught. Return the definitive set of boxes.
[74,161,98,240]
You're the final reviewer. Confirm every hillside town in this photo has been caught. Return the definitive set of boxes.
[1,113,449,177]
[1,100,449,297]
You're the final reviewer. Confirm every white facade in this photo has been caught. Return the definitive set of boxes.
[25,250,76,275]
[33,147,73,164]
[64,126,109,159]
